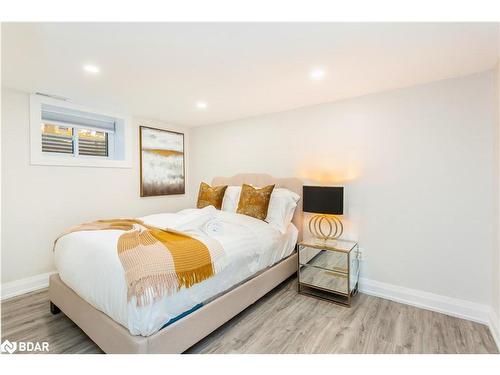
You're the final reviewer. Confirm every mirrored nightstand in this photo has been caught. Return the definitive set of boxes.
[297,239,360,307]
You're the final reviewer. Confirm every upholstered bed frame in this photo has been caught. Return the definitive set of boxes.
[49,174,303,354]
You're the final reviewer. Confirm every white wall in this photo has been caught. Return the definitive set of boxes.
[493,60,500,342]
[1,88,192,283]
[190,71,496,306]
[491,25,500,345]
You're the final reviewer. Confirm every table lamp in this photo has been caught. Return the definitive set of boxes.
[303,186,344,241]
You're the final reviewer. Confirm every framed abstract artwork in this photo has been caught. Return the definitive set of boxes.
[139,126,185,196]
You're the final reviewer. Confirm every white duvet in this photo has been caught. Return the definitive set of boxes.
[54,206,297,336]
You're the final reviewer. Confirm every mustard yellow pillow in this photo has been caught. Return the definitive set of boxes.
[197,182,228,209]
[236,184,275,221]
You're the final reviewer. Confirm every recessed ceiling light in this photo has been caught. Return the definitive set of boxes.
[309,67,325,80]
[196,101,208,110]
[83,64,100,74]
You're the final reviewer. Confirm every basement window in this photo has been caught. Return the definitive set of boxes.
[40,104,114,158]
[30,94,132,168]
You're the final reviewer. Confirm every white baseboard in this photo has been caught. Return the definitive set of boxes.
[1,271,56,301]
[489,310,500,351]
[359,277,491,324]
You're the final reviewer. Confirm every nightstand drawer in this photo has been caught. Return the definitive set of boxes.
[298,265,349,295]
[299,246,348,273]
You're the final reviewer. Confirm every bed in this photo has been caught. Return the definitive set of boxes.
[49,173,303,353]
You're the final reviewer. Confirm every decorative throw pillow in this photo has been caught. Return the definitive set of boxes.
[197,182,228,209]
[236,184,275,221]
[223,185,300,233]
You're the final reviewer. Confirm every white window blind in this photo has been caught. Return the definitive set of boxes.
[41,104,116,132]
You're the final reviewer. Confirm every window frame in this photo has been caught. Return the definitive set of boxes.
[30,94,132,168]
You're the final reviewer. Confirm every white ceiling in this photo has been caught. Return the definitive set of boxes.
[2,23,499,127]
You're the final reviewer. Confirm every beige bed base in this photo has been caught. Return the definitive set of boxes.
[49,174,303,354]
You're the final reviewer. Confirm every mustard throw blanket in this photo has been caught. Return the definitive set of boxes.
[55,219,224,306]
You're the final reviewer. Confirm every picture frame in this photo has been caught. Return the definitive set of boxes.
[139,126,185,196]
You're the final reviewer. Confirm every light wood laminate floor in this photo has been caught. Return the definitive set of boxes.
[1,278,498,354]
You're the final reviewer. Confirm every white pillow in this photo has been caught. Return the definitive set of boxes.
[221,185,300,233]
[266,188,300,233]
[221,185,241,212]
